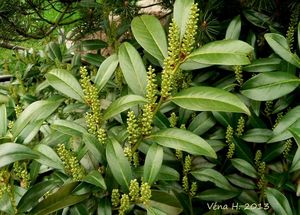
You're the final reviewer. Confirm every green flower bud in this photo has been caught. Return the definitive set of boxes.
[234,65,243,85]
[283,139,293,158]
[183,155,192,175]
[127,111,140,145]
[169,112,177,128]
[182,175,189,193]
[236,116,245,137]
[119,194,130,215]
[141,104,153,136]
[140,182,151,205]
[129,179,139,201]
[146,66,158,106]
[175,150,183,160]
[190,182,198,197]
[226,142,235,159]
[255,150,262,167]
[225,125,234,145]
[111,189,120,207]
[133,152,139,168]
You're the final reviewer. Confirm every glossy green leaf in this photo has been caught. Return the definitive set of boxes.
[191,168,236,190]
[171,86,250,115]
[147,207,168,215]
[148,128,217,158]
[12,97,63,138]
[266,187,293,215]
[157,166,180,181]
[187,40,253,65]
[243,58,281,72]
[270,106,300,143]
[46,69,84,102]
[226,174,256,189]
[46,42,62,62]
[106,137,132,191]
[131,15,168,62]
[0,143,39,168]
[82,53,105,67]
[264,33,300,68]
[94,54,118,91]
[290,146,300,172]
[243,9,271,28]
[29,182,89,215]
[225,15,241,39]
[0,104,7,137]
[83,133,104,163]
[18,180,61,212]
[97,198,112,215]
[83,170,106,190]
[242,129,273,143]
[174,0,194,40]
[143,143,164,185]
[196,188,240,201]
[290,128,300,146]
[241,72,300,101]
[16,120,43,144]
[34,144,64,170]
[242,208,268,215]
[188,112,216,135]
[81,39,107,51]
[51,119,87,137]
[231,158,257,178]
[103,95,147,120]
[150,190,183,215]
[118,42,147,96]
[0,192,15,215]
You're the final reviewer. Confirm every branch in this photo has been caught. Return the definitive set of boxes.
[0,42,27,51]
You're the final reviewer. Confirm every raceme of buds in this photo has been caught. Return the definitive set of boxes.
[111,189,120,207]
[183,155,192,175]
[236,116,245,137]
[139,182,151,205]
[283,139,293,158]
[181,3,199,56]
[140,104,153,136]
[13,161,30,188]
[56,144,85,181]
[225,125,235,159]
[119,194,130,215]
[169,112,177,128]
[127,111,140,145]
[146,66,158,106]
[129,179,139,201]
[234,65,243,86]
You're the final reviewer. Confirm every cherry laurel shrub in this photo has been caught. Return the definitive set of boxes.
[0,0,300,214]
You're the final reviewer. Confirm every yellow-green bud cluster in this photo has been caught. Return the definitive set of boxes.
[283,139,293,158]
[141,104,153,136]
[146,66,158,106]
[140,182,152,205]
[115,67,124,89]
[111,189,120,207]
[190,182,198,197]
[183,155,192,175]
[119,194,130,215]
[127,111,140,145]
[234,65,243,85]
[236,116,245,137]
[0,169,16,212]
[264,101,273,116]
[180,124,186,129]
[56,144,85,181]
[257,161,266,190]
[161,20,181,98]
[13,162,30,188]
[255,150,262,167]
[182,175,189,193]
[181,3,199,56]
[14,105,23,118]
[286,4,299,51]
[273,112,284,129]
[129,179,139,201]
[175,149,183,160]
[169,112,177,128]
[133,152,139,167]
[226,125,235,159]
[80,67,106,143]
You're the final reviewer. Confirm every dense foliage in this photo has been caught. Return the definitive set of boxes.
[0,0,300,214]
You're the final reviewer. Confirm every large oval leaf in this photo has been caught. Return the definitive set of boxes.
[94,54,118,91]
[34,144,64,170]
[103,95,147,120]
[118,42,147,96]
[231,158,257,178]
[83,170,106,190]
[171,86,250,115]
[18,180,61,212]
[0,104,7,137]
[46,69,84,102]
[131,15,168,62]
[106,137,132,191]
[241,72,300,101]
[148,128,217,158]
[0,143,39,168]
[264,33,300,68]
[191,169,236,191]
[81,39,107,51]
[266,187,293,215]
[186,40,253,65]
[12,97,64,138]
[225,15,241,40]
[196,188,240,201]
[243,58,281,72]
[51,120,87,137]
[143,143,164,185]
[29,182,89,215]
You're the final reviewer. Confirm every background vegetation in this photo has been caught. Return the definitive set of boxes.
[0,0,300,214]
